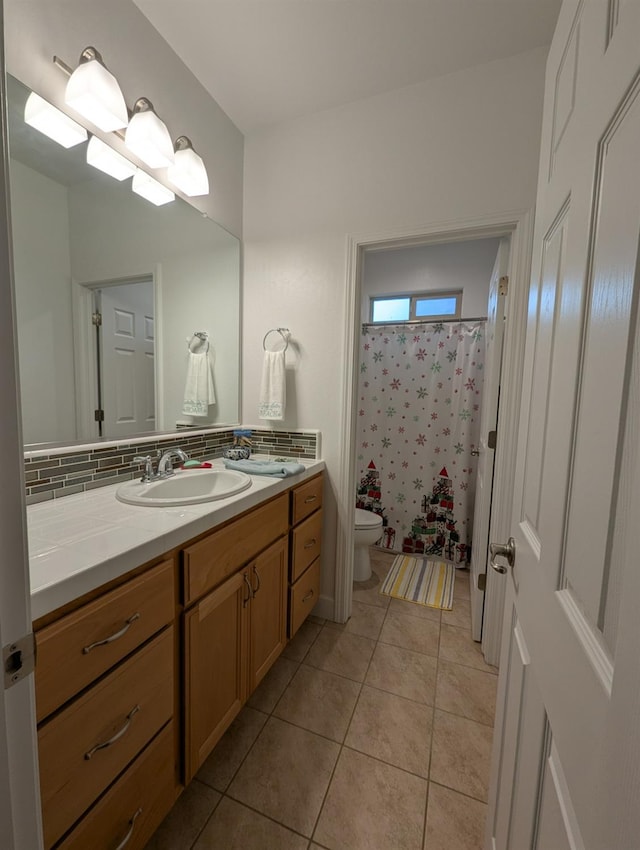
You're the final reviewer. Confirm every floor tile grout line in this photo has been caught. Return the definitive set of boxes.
[187,781,224,850]
[203,629,326,844]
[376,634,440,659]
[427,778,491,806]
[308,665,366,844]
[221,788,320,842]
[214,652,307,808]
[422,597,443,850]
[430,703,497,730]
[309,587,394,846]
[339,741,430,782]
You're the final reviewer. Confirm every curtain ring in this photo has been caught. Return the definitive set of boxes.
[263,328,289,352]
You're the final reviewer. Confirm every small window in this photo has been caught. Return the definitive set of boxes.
[370,291,461,324]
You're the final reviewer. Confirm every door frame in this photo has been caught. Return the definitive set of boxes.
[335,210,534,664]
[0,5,44,843]
[72,271,159,441]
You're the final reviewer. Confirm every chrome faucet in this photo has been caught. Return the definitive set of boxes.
[133,448,189,482]
[157,448,189,477]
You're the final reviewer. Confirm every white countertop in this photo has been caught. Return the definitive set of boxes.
[28,457,325,621]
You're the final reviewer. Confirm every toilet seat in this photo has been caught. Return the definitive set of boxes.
[355,508,383,530]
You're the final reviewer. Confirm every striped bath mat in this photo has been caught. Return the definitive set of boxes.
[380,556,455,610]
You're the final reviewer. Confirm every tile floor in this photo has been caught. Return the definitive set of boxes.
[145,549,498,850]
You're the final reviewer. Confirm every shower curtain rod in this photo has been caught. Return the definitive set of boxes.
[361,316,487,329]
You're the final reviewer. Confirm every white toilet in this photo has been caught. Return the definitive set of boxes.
[354,508,384,582]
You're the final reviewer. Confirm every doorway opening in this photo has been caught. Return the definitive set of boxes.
[74,275,156,441]
[336,213,533,666]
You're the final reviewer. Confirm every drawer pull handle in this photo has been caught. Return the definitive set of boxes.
[252,565,261,596]
[304,539,317,549]
[83,613,140,654]
[115,807,143,850]
[304,495,317,504]
[84,705,140,760]
[243,573,253,607]
[302,589,315,603]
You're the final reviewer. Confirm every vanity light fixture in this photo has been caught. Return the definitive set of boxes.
[167,136,209,196]
[86,135,137,181]
[131,169,175,206]
[125,98,174,169]
[24,92,88,148]
[64,47,128,132]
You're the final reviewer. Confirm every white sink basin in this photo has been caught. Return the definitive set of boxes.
[116,469,252,507]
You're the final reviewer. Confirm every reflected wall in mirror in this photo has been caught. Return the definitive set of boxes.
[7,75,240,448]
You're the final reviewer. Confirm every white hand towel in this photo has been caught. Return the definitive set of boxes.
[258,349,286,420]
[182,351,215,416]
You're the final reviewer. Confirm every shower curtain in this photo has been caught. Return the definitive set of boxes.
[356,321,485,563]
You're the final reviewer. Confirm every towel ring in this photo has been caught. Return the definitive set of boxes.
[187,332,209,353]
[263,327,290,352]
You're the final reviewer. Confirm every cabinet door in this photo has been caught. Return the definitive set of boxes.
[184,570,250,781]
[248,537,288,694]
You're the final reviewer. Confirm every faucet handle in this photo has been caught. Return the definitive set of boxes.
[133,455,155,482]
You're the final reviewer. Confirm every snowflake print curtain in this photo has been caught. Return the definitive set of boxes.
[356,321,485,563]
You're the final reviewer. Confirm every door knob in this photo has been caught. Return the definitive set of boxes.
[489,537,516,574]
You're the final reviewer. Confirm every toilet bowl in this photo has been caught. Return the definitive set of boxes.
[354,508,384,582]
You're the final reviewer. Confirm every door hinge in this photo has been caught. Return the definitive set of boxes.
[3,633,35,690]
[94,409,105,422]
[488,430,497,450]
[477,573,487,592]
[92,310,102,327]
[499,275,509,296]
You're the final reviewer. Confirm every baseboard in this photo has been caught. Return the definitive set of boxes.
[312,594,336,622]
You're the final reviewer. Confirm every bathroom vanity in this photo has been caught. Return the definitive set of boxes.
[30,461,324,849]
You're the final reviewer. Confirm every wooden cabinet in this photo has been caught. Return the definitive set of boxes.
[183,493,288,605]
[184,569,248,781]
[289,557,321,637]
[248,537,288,693]
[57,722,176,850]
[34,469,322,846]
[288,474,323,637]
[34,558,177,850]
[182,500,289,781]
[35,559,174,723]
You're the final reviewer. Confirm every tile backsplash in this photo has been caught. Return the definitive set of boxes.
[24,427,319,504]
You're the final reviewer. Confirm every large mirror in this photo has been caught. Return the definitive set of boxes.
[6,75,240,449]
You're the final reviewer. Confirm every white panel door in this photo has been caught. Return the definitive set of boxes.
[470,238,508,641]
[100,281,155,438]
[0,7,44,845]
[487,2,640,848]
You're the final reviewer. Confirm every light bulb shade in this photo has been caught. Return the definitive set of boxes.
[24,92,88,148]
[87,136,137,181]
[125,101,174,169]
[132,169,175,206]
[65,55,128,132]
[167,145,209,196]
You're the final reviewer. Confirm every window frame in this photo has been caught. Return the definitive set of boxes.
[369,290,462,324]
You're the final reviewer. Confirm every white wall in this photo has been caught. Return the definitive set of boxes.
[4,0,244,238]
[242,48,547,610]
[361,238,500,323]
[10,161,76,444]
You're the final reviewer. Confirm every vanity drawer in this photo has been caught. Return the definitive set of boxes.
[35,559,174,723]
[289,558,320,638]
[57,722,177,850]
[183,493,288,604]
[290,509,323,583]
[291,474,323,525]
[39,627,174,849]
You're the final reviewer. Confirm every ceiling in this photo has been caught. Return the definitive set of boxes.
[134,0,562,134]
